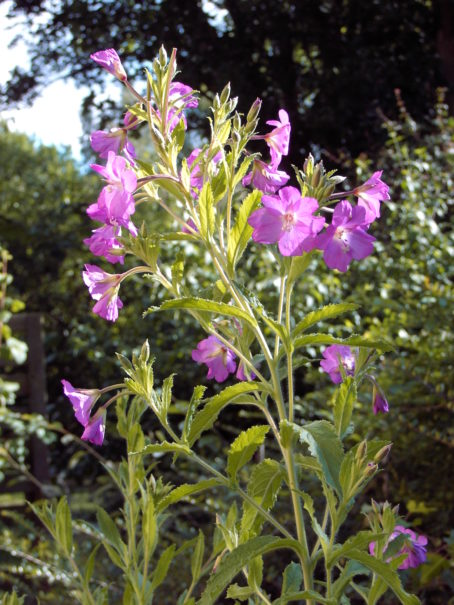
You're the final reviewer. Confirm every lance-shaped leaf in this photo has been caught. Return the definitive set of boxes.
[327,531,382,568]
[158,479,220,513]
[295,420,344,497]
[292,303,360,337]
[187,382,262,446]
[96,507,127,562]
[153,297,257,329]
[197,536,299,605]
[293,333,393,353]
[227,425,269,481]
[227,189,261,269]
[199,182,215,238]
[133,441,191,457]
[55,497,73,556]
[150,544,176,591]
[241,459,285,538]
[333,377,356,439]
[191,531,205,582]
[182,385,207,442]
[346,550,421,605]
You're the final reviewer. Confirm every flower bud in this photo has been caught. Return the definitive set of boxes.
[355,440,368,461]
[247,97,262,122]
[232,112,241,132]
[364,462,378,477]
[158,45,168,67]
[374,443,392,463]
[220,82,231,105]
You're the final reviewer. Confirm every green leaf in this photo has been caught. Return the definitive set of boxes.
[199,182,215,237]
[159,373,175,422]
[240,459,285,538]
[281,561,303,595]
[293,334,393,353]
[197,536,297,605]
[295,420,344,496]
[157,479,220,512]
[287,253,314,285]
[227,189,261,269]
[227,425,269,481]
[55,497,73,555]
[187,382,262,446]
[327,531,381,568]
[150,544,176,591]
[191,531,205,581]
[134,441,191,457]
[346,549,420,605]
[182,385,207,442]
[292,303,359,337]
[155,297,257,328]
[333,377,356,439]
[96,508,125,557]
[226,584,254,601]
[6,337,28,365]
[331,560,364,601]
[232,155,256,188]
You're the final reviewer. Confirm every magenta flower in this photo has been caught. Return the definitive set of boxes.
[90,48,127,82]
[248,186,325,256]
[181,218,198,234]
[264,109,291,167]
[82,264,123,322]
[87,152,137,235]
[191,336,237,383]
[236,362,256,382]
[163,81,198,132]
[373,391,390,415]
[90,129,136,164]
[316,200,376,272]
[320,344,356,384]
[187,147,222,193]
[369,525,427,570]
[242,158,290,194]
[61,380,100,426]
[354,171,390,225]
[81,413,106,446]
[84,225,125,264]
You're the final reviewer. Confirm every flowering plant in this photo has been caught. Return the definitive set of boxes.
[43,47,426,604]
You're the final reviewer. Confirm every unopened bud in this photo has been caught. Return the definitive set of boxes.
[220,82,231,105]
[232,113,241,131]
[303,153,314,175]
[311,164,321,187]
[365,462,378,477]
[228,97,238,113]
[355,440,367,461]
[158,45,168,67]
[374,443,392,463]
[213,94,221,110]
[247,97,262,122]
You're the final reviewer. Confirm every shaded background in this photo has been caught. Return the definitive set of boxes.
[0,0,453,602]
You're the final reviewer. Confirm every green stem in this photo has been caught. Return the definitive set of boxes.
[285,282,294,423]
[274,275,286,359]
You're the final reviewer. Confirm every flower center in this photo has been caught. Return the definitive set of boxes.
[334,227,350,251]
[282,212,296,231]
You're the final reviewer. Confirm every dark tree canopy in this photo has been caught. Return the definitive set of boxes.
[1,0,450,163]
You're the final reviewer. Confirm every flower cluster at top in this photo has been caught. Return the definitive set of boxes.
[63,47,391,443]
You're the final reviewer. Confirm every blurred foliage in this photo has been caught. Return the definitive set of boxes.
[1,0,449,164]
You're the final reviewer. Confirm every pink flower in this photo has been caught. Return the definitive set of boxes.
[82,264,123,322]
[320,345,356,384]
[90,48,127,82]
[90,129,136,164]
[61,380,99,426]
[316,200,376,272]
[236,362,256,382]
[354,171,390,225]
[81,413,106,446]
[369,525,427,570]
[187,148,222,193]
[83,225,125,264]
[373,391,390,415]
[264,109,291,167]
[87,152,137,235]
[242,158,290,194]
[248,186,325,256]
[181,218,198,234]
[191,336,237,383]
